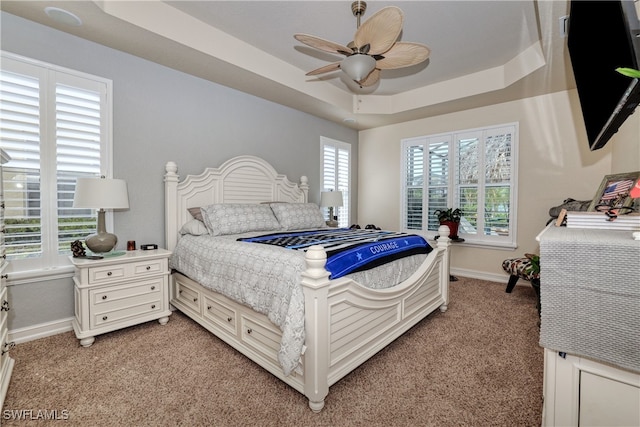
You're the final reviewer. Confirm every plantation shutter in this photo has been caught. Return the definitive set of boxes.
[0,56,107,267]
[321,138,350,227]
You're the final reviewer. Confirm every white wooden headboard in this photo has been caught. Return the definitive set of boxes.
[164,155,309,251]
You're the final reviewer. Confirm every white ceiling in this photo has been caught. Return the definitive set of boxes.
[0,1,575,130]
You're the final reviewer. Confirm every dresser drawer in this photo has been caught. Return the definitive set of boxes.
[0,287,7,327]
[203,294,237,335]
[0,327,11,369]
[87,258,168,285]
[174,279,202,314]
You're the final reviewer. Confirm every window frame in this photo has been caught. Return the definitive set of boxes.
[400,123,518,249]
[320,136,351,227]
[1,51,113,274]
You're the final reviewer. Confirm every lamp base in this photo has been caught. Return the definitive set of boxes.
[326,220,339,228]
[85,231,118,254]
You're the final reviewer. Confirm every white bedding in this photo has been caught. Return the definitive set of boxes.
[169,232,427,375]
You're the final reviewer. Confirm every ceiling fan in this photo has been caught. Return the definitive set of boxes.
[293,1,430,89]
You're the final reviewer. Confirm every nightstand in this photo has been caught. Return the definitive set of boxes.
[70,249,172,347]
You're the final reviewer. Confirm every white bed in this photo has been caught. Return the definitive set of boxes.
[164,155,451,412]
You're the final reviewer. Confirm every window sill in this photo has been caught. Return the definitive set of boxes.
[5,265,75,286]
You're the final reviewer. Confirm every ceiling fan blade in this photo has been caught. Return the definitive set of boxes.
[294,34,352,55]
[357,68,380,87]
[353,6,403,55]
[306,62,341,76]
[376,42,431,70]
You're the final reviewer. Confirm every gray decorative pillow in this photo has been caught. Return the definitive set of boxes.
[179,219,209,236]
[270,203,327,230]
[201,203,281,236]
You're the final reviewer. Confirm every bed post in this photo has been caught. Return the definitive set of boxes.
[164,161,179,252]
[437,225,451,311]
[300,245,331,413]
[299,175,309,202]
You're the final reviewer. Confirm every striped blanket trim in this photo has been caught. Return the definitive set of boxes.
[238,228,432,279]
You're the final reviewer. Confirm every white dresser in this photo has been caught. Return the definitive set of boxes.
[0,149,14,410]
[538,225,640,426]
[70,249,172,347]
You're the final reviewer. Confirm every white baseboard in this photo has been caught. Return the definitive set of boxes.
[9,317,74,344]
[451,267,507,283]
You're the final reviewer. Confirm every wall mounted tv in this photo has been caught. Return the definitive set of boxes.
[568,0,640,151]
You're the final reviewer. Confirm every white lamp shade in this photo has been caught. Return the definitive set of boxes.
[341,54,376,81]
[320,191,344,207]
[73,178,130,209]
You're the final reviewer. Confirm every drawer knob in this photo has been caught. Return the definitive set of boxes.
[207,305,211,310]
[193,297,198,302]
[151,304,156,309]
[246,328,252,335]
[0,274,7,279]
[146,266,151,271]
[102,295,107,300]
[1,300,9,311]
[151,286,155,290]
[107,271,112,276]
[102,316,108,321]
[1,341,15,356]
[178,290,183,294]
[227,317,232,322]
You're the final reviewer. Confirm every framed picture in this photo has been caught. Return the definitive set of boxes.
[588,171,640,212]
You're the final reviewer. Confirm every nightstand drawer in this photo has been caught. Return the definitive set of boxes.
[91,279,164,306]
[88,265,126,284]
[91,293,163,329]
[88,258,168,285]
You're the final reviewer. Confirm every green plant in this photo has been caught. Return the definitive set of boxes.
[616,67,640,78]
[433,208,462,223]
[524,253,540,276]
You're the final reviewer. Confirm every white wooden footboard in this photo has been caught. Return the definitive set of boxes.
[301,231,450,412]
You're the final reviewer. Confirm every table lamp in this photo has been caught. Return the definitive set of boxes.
[73,177,129,253]
[320,190,343,227]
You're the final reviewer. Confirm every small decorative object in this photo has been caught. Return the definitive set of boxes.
[127,240,136,251]
[320,190,344,228]
[71,240,86,258]
[588,171,640,214]
[433,208,462,239]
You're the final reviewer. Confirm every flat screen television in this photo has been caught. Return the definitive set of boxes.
[567,0,640,151]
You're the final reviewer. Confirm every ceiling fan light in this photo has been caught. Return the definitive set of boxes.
[341,54,376,81]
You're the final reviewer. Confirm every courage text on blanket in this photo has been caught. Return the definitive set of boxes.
[238,228,432,279]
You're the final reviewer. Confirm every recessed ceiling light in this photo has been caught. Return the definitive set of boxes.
[44,7,82,27]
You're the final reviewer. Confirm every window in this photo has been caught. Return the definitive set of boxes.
[0,52,112,272]
[320,137,350,227]
[401,123,518,248]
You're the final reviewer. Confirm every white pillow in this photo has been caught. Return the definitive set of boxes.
[270,203,327,230]
[200,203,281,236]
[179,219,209,236]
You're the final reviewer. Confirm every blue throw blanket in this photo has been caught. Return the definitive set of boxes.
[238,228,432,279]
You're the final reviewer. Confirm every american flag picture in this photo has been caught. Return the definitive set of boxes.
[600,179,634,201]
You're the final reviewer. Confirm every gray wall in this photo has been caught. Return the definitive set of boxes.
[1,12,358,331]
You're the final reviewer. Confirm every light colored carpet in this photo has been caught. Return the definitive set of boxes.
[2,277,543,426]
